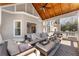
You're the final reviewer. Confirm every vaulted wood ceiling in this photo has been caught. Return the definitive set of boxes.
[32,3,79,20]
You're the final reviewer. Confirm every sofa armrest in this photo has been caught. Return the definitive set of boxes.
[16,48,40,56]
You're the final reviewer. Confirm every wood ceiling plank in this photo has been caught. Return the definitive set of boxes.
[51,4,56,17]
[61,3,70,14]
[60,3,63,15]
[43,3,54,19]
[44,8,50,19]
[53,3,62,16]
[32,3,46,20]
[70,3,79,11]
[32,3,79,20]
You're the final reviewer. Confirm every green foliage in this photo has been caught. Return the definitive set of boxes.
[61,20,78,31]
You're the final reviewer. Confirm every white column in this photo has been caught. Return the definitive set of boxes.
[77,11,79,41]
[59,18,62,31]
[78,11,79,32]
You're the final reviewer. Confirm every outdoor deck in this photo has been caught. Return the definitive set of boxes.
[54,38,79,56]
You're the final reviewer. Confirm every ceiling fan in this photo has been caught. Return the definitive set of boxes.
[40,3,51,12]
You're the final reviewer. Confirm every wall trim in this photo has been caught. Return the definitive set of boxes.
[1,4,16,8]
[2,9,41,20]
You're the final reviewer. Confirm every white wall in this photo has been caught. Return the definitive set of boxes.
[2,6,15,11]
[16,4,25,12]
[16,3,40,17]
[0,8,1,33]
[23,15,42,34]
[0,8,1,26]
[1,11,42,41]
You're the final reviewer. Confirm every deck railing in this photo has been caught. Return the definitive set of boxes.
[62,31,76,36]
[61,31,79,41]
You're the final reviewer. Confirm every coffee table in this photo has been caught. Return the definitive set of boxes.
[36,41,60,56]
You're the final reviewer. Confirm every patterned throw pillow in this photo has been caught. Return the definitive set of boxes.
[18,43,32,52]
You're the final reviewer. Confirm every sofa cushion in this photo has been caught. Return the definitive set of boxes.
[31,33,38,40]
[35,33,42,40]
[18,43,32,52]
[0,41,8,56]
[7,39,20,56]
[41,33,48,39]
[27,34,31,38]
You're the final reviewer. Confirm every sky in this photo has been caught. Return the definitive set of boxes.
[60,16,78,25]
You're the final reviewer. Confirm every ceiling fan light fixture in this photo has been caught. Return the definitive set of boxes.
[40,7,45,12]
[40,7,44,10]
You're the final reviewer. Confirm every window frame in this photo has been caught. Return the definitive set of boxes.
[13,20,22,37]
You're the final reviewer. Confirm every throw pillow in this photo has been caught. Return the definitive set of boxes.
[18,43,32,52]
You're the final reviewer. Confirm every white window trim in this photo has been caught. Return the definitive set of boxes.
[13,20,22,37]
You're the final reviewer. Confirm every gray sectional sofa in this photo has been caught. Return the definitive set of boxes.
[0,40,40,56]
[25,32,62,56]
[0,34,40,56]
[26,33,48,45]
[0,31,62,56]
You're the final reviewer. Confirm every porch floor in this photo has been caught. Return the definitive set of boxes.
[54,38,79,56]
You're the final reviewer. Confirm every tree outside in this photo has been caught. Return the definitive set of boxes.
[61,19,78,32]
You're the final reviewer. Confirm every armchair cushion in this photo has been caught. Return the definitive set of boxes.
[7,39,20,56]
[0,41,8,56]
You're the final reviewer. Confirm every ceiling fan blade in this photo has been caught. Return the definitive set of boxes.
[43,3,48,7]
[41,3,48,7]
[45,7,51,9]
